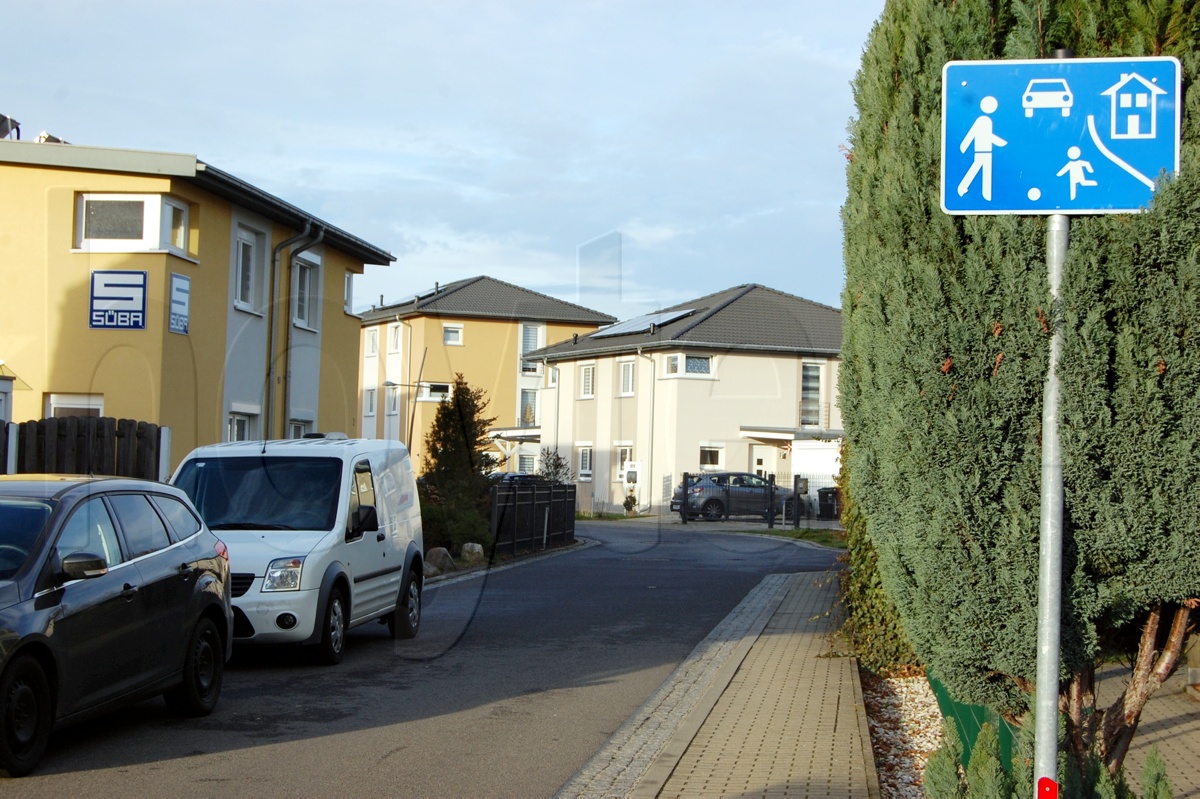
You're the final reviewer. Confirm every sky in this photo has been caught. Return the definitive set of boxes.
[4,1,885,321]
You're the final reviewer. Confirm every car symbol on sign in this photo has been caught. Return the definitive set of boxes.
[1023,78,1073,117]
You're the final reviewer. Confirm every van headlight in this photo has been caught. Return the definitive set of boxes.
[263,557,304,591]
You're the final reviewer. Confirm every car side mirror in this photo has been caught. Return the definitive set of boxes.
[354,505,379,535]
[60,552,108,581]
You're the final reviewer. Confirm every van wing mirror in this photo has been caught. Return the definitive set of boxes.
[354,505,380,536]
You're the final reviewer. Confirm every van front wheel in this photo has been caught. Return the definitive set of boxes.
[316,589,347,665]
[388,570,421,640]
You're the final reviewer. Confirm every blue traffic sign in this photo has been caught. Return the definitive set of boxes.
[941,57,1181,215]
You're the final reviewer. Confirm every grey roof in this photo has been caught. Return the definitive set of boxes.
[529,284,841,361]
[0,140,394,265]
[359,275,617,325]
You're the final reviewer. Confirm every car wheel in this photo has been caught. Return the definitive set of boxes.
[0,655,53,778]
[388,569,422,640]
[701,499,724,521]
[316,589,347,665]
[165,617,224,717]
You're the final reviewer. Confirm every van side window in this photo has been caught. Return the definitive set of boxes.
[346,460,377,540]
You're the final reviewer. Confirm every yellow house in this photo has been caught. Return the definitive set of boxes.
[358,276,615,476]
[0,139,394,470]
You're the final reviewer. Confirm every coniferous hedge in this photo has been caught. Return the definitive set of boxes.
[840,0,1200,780]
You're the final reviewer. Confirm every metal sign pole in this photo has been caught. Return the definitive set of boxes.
[1035,212,1069,786]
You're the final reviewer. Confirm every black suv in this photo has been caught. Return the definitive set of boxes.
[0,476,233,777]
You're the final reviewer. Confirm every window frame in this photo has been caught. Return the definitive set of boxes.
[46,393,103,418]
[228,413,252,442]
[293,256,321,330]
[613,444,633,483]
[365,328,379,357]
[233,225,265,314]
[664,352,714,379]
[363,388,377,418]
[74,193,191,255]
[519,388,538,427]
[577,444,594,481]
[418,382,452,402]
[388,323,402,352]
[699,444,724,471]
[385,385,400,416]
[618,360,635,397]
[520,322,544,375]
[800,362,822,427]
[579,364,595,399]
[443,323,464,346]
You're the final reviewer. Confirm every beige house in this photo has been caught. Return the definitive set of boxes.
[530,284,843,515]
[0,138,393,468]
[358,276,615,476]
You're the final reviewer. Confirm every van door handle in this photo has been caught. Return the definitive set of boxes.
[377,532,386,542]
[121,583,139,600]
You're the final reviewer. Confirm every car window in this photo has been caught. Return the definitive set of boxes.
[0,499,52,579]
[151,495,201,543]
[746,475,768,488]
[57,497,123,568]
[708,475,727,486]
[108,494,172,559]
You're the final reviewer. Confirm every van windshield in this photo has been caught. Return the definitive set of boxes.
[174,456,341,532]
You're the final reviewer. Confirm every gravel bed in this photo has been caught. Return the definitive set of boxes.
[861,671,946,798]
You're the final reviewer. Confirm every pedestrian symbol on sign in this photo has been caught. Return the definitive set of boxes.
[956,96,1007,201]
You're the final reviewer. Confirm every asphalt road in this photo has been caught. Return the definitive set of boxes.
[13,518,840,797]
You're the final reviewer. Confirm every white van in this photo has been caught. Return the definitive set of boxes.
[171,437,423,665]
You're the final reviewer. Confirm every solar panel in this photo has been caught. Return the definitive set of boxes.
[592,308,695,339]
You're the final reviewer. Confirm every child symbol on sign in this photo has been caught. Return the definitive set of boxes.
[1056,146,1098,200]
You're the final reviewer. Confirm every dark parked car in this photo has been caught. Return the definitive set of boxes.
[0,475,233,777]
[670,472,796,521]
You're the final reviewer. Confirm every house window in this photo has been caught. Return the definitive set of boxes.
[386,386,399,416]
[614,445,633,482]
[700,446,723,470]
[228,414,252,442]
[165,199,188,255]
[46,393,103,418]
[618,361,635,396]
[363,388,377,418]
[577,445,593,481]
[234,226,264,312]
[294,258,320,329]
[388,323,402,352]
[443,324,463,346]
[547,366,559,388]
[418,382,452,402]
[288,420,311,439]
[75,194,191,255]
[800,364,821,426]
[343,271,353,313]
[519,389,537,427]
[518,454,535,473]
[521,323,544,374]
[665,353,712,376]
[580,365,595,399]
[365,329,379,357]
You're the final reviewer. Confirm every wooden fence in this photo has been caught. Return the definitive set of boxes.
[2,416,166,480]
[489,483,576,555]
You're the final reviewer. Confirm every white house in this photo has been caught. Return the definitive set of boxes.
[530,284,843,515]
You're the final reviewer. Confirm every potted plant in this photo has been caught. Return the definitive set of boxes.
[623,489,638,517]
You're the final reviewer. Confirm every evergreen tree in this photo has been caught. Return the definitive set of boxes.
[924,718,967,798]
[423,373,497,490]
[841,0,1199,783]
[964,723,1012,799]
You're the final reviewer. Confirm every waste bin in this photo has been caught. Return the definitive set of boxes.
[817,487,840,520]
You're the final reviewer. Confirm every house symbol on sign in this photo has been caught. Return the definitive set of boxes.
[1101,72,1167,139]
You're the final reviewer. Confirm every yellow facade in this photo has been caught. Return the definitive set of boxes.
[361,301,609,476]
[1,141,392,471]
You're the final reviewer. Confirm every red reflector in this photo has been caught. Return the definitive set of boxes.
[1038,776,1058,799]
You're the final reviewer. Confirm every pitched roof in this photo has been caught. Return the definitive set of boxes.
[359,275,617,325]
[0,140,394,265]
[530,284,841,361]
